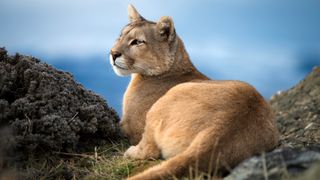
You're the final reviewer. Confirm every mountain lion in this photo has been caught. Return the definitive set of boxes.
[109,5,279,180]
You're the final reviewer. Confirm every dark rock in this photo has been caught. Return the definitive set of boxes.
[0,47,120,158]
[270,66,320,148]
[225,147,320,180]
[293,161,320,180]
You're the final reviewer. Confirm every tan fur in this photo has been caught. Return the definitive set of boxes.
[109,5,279,179]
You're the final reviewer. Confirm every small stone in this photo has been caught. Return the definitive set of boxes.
[304,123,314,130]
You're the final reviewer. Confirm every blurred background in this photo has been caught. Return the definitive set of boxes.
[1,0,319,114]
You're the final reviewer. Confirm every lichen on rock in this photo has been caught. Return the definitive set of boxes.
[0,47,121,156]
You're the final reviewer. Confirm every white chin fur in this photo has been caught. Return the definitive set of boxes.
[112,66,131,76]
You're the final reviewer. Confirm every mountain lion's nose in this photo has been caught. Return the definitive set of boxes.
[110,51,122,62]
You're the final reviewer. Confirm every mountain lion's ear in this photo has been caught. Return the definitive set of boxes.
[128,4,145,22]
[156,16,175,41]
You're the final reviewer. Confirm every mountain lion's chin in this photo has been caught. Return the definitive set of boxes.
[112,66,131,76]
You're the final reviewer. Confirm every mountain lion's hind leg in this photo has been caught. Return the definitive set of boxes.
[124,129,161,160]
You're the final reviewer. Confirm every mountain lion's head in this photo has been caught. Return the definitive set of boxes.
[110,5,178,76]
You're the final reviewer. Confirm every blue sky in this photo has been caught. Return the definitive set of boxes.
[1,0,320,114]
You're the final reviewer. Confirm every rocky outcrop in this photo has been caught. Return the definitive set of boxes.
[225,67,320,180]
[0,48,120,159]
[271,67,320,148]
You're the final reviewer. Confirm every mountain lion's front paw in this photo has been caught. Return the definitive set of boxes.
[124,145,141,159]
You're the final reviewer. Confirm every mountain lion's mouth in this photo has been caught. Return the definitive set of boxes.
[114,64,129,70]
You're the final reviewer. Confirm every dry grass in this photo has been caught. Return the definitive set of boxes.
[20,141,216,180]
[2,138,228,180]
[84,141,161,180]
[16,140,162,180]
[10,139,223,180]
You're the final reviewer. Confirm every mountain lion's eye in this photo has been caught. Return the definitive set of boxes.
[130,39,145,46]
